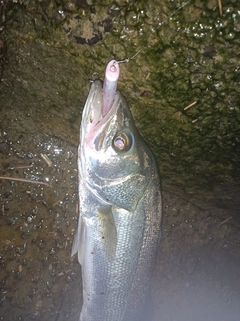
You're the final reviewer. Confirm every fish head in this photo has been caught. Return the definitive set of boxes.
[79,79,153,212]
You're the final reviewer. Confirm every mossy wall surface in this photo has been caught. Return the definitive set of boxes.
[1,0,240,195]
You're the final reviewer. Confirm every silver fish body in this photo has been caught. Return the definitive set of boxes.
[72,79,162,321]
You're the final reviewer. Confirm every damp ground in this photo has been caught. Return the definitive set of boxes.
[1,139,240,321]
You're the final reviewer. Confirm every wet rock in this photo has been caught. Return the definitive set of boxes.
[6,212,21,225]
[202,45,217,59]
[63,11,113,45]
[75,0,89,8]
[0,141,10,155]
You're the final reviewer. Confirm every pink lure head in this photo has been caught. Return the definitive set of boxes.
[102,60,120,118]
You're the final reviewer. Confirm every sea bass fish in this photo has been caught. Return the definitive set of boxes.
[72,60,162,321]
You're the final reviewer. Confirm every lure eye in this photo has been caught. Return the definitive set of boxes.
[113,132,132,152]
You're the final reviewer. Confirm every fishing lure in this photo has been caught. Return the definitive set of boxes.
[102,47,143,117]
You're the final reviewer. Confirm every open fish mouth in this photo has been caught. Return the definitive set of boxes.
[81,60,121,149]
[81,79,126,151]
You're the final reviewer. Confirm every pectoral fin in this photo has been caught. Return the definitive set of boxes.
[97,206,117,261]
[71,215,86,265]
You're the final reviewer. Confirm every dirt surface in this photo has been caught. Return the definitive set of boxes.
[1,161,240,321]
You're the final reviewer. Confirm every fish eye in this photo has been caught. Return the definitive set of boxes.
[113,132,132,152]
